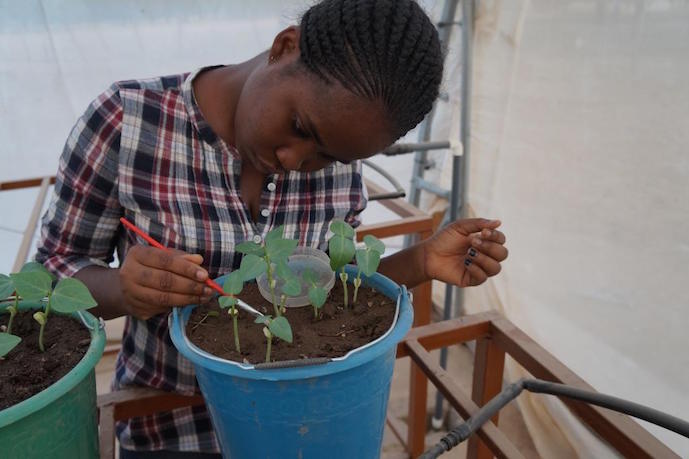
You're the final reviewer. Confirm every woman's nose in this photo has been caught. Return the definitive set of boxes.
[275,142,315,171]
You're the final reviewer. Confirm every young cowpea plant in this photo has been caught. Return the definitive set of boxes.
[353,235,385,303]
[0,272,18,334]
[302,268,327,319]
[220,270,245,353]
[328,220,356,307]
[254,314,293,363]
[10,262,96,352]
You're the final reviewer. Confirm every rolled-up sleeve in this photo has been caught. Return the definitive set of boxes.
[35,84,124,278]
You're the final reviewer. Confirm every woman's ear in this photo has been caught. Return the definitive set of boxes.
[268,26,301,63]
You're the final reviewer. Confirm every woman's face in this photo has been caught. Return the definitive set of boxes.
[233,28,394,174]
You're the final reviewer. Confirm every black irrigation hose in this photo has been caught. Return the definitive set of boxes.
[419,378,689,459]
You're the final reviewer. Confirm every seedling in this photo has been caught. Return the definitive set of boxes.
[236,226,297,317]
[220,270,244,353]
[0,273,17,334]
[254,314,293,363]
[353,235,385,303]
[274,260,301,314]
[328,220,356,307]
[302,268,327,319]
[9,262,96,352]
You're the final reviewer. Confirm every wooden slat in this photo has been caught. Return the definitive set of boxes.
[405,339,525,459]
[0,176,56,191]
[364,178,427,218]
[468,337,506,459]
[386,414,409,453]
[356,215,434,241]
[98,404,116,459]
[490,317,679,459]
[97,387,204,422]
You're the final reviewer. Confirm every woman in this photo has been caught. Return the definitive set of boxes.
[36,0,507,457]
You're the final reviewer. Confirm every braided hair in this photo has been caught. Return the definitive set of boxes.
[299,0,443,140]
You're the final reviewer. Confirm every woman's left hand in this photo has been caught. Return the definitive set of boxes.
[422,218,508,287]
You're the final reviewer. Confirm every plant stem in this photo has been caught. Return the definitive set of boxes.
[38,293,52,352]
[7,297,18,334]
[266,259,280,316]
[353,270,362,304]
[232,308,240,353]
[341,269,349,308]
[265,336,272,363]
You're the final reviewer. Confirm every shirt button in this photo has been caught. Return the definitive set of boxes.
[267,182,276,192]
[252,234,262,244]
[261,209,270,218]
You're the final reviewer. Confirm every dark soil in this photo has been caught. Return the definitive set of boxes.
[187,281,396,364]
[0,310,90,410]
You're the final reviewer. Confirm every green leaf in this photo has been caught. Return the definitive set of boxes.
[282,277,301,297]
[254,315,271,325]
[265,225,285,243]
[0,274,14,300]
[239,254,267,281]
[51,278,97,313]
[328,235,355,271]
[355,248,381,277]
[274,260,295,281]
[235,241,264,257]
[302,268,317,286]
[10,271,52,301]
[269,316,293,343]
[20,262,56,280]
[223,270,244,295]
[329,220,354,239]
[265,238,298,263]
[219,296,237,308]
[0,333,21,358]
[308,286,327,309]
[363,235,385,254]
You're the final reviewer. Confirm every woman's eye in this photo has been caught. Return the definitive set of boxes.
[292,116,309,138]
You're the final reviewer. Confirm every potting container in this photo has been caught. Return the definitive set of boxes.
[170,265,413,459]
[0,301,106,459]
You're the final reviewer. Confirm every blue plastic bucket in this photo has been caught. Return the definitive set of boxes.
[170,265,413,459]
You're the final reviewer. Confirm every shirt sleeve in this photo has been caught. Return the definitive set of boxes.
[344,160,369,228]
[35,84,124,278]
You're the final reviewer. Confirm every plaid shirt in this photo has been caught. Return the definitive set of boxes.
[36,67,367,453]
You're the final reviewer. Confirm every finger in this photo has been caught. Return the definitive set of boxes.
[478,228,506,245]
[462,258,488,286]
[471,239,509,262]
[133,247,208,282]
[132,285,212,311]
[446,218,501,237]
[133,266,214,297]
[467,247,502,276]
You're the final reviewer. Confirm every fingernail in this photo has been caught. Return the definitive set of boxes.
[472,238,482,246]
[469,248,477,257]
[464,258,472,266]
[196,270,207,281]
[482,229,492,238]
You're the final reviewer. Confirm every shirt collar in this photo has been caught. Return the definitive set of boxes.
[182,66,240,158]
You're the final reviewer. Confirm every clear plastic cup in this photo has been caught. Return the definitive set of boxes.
[256,246,335,308]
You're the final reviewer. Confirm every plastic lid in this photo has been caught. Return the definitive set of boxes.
[256,246,335,308]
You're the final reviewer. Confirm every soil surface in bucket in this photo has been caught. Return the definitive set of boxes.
[187,282,396,364]
[0,311,90,410]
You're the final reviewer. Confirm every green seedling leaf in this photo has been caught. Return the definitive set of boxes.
[269,315,293,343]
[265,225,285,243]
[308,286,327,309]
[328,235,355,271]
[254,315,271,325]
[265,238,298,263]
[239,254,267,281]
[0,333,21,358]
[282,277,301,297]
[51,278,97,313]
[274,260,294,281]
[363,235,385,254]
[10,271,52,301]
[223,270,244,295]
[302,268,317,285]
[20,262,56,280]
[329,220,355,239]
[355,248,381,277]
[0,274,14,300]
[218,296,237,308]
[33,311,46,325]
[236,241,264,257]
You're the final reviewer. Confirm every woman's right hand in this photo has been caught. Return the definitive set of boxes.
[119,245,213,320]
